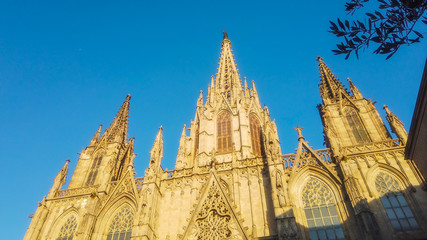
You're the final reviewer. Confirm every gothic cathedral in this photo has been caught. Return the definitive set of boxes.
[24,34,427,240]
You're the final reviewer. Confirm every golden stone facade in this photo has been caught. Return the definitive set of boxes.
[24,34,427,240]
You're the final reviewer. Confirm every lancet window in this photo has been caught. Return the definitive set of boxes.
[249,115,263,156]
[375,172,419,231]
[344,108,370,144]
[86,153,103,186]
[106,205,134,240]
[56,216,77,240]
[217,111,232,153]
[302,178,345,240]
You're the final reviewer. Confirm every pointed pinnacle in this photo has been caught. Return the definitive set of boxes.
[181,124,187,137]
[223,30,229,40]
[156,126,163,139]
[294,126,304,141]
[104,95,131,142]
[383,105,392,115]
[251,80,258,94]
[90,124,102,145]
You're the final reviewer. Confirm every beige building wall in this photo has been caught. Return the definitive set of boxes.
[24,35,427,240]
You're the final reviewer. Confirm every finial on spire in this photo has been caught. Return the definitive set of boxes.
[383,105,392,115]
[316,56,323,62]
[294,126,304,141]
[223,30,228,40]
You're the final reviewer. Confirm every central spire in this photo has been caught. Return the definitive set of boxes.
[317,57,349,102]
[215,32,243,102]
[104,94,131,143]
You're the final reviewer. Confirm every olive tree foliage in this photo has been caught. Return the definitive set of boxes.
[330,0,427,59]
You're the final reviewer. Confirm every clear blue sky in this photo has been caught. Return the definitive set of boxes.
[0,0,425,238]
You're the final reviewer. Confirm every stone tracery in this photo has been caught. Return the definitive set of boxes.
[56,216,77,240]
[106,205,134,240]
[194,180,236,240]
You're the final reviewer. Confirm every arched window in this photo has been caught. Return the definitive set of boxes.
[344,108,370,144]
[375,172,419,231]
[106,205,134,240]
[302,178,345,240]
[86,153,103,186]
[249,115,263,156]
[217,111,232,153]
[57,216,77,240]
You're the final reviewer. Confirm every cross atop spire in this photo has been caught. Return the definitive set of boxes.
[317,57,348,101]
[294,126,305,141]
[104,94,131,143]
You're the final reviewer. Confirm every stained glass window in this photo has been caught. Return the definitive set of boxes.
[86,154,102,186]
[249,115,263,156]
[344,108,370,144]
[375,172,419,231]
[217,112,232,153]
[302,178,345,240]
[57,216,77,240]
[106,205,134,240]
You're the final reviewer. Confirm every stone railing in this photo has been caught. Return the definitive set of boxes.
[166,170,174,179]
[135,177,144,190]
[282,148,333,169]
[341,139,401,155]
[55,186,97,198]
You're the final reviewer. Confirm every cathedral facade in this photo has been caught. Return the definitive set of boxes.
[24,34,427,240]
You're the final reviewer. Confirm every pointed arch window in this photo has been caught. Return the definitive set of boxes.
[302,178,345,240]
[217,111,232,153]
[344,108,370,144]
[375,172,419,231]
[249,115,263,156]
[86,153,103,186]
[57,216,77,240]
[106,205,134,240]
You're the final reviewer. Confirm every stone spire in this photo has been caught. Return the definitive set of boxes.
[89,124,102,146]
[197,90,204,108]
[215,32,243,103]
[145,126,164,182]
[103,94,131,143]
[175,124,187,169]
[317,57,348,102]
[149,126,164,168]
[47,159,69,198]
[347,77,363,99]
[384,105,408,145]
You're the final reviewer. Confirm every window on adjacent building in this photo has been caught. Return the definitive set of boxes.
[375,172,419,231]
[344,108,370,144]
[302,178,345,240]
[217,111,232,153]
[56,216,77,240]
[249,115,263,156]
[86,154,102,186]
[106,205,134,240]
